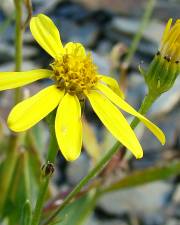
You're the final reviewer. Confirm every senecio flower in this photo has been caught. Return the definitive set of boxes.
[145,19,180,95]
[0,14,165,160]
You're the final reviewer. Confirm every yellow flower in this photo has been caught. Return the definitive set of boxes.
[144,19,180,95]
[0,14,165,161]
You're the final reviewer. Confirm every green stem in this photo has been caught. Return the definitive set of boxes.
[31,115,58,225]
[14,0,23,102]
[31,177,50,225]
[43,92,157,225]
[130,92,157,129]
[23,150,31,200]
[0,0,24,213]
[14,0,22,72]
[46,126,58,163]
[120,0,156,89]
[124,0,156,66]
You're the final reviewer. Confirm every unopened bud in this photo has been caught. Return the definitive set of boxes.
[144,19,180,97]
[41,162,54,177]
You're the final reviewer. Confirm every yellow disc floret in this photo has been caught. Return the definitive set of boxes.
[50,44,99,97]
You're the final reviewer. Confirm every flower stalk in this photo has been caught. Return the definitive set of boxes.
[130,92,157,129]
[31,113,57,225]
[122,0,156,67]
[120,0,156,90]
[14,0,23,102]
[0,0,24,213]
[31,175,52,225]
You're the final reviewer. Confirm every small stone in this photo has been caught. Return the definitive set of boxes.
[71,0,144,15]
[150,76,180,116]
[126,73,146,109]
[173,185,180,203]
[52,2,90,22]
[91,52,110,75]
[56,18,99,47]
[96,40,113,56]
[165,218,180,225]
[98,182,171,214]
[0,0,15,16]
[86,216,128,225]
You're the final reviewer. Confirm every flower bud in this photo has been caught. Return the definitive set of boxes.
[144,19,180,96]
[41,162,54,177]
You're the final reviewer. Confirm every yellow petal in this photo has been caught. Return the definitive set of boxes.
[161,18,172,45]
[64,42,86,57]
[87,90,143,159]
[0,69,52,91]
[161,19,180,55]
[55,94,82,161]
[8,85,64,132]
[98,75,124,98]
[30,14,64,58]
[96,83,165,145]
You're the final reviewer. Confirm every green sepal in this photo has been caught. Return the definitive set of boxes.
[144,53,180,96]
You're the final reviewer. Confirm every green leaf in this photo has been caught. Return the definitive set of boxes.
[103,160,180,193]
[20,200,32,225]
[0,137,19,214]
[3,151,30,224]
[49,190,98,225]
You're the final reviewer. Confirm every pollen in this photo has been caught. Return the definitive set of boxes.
[50,47,99,97]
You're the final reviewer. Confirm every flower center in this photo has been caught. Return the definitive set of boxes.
[50,51,99,97]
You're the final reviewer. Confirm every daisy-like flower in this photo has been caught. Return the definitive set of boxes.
[145,19,180,95]
[0,14,165,161]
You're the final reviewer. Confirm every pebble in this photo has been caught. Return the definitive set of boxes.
[150,77,180,116]
[91,51,111,75]
[56,18,99,47]
[87,217,128,225]
[98,182,171,214]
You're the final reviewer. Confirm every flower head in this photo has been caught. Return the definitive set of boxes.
[144,19,180,95]
[0,14,165,160]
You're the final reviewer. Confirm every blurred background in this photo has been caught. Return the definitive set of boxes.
[0,0,180,225]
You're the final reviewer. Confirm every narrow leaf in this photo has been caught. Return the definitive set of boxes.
[103,160,180,193]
